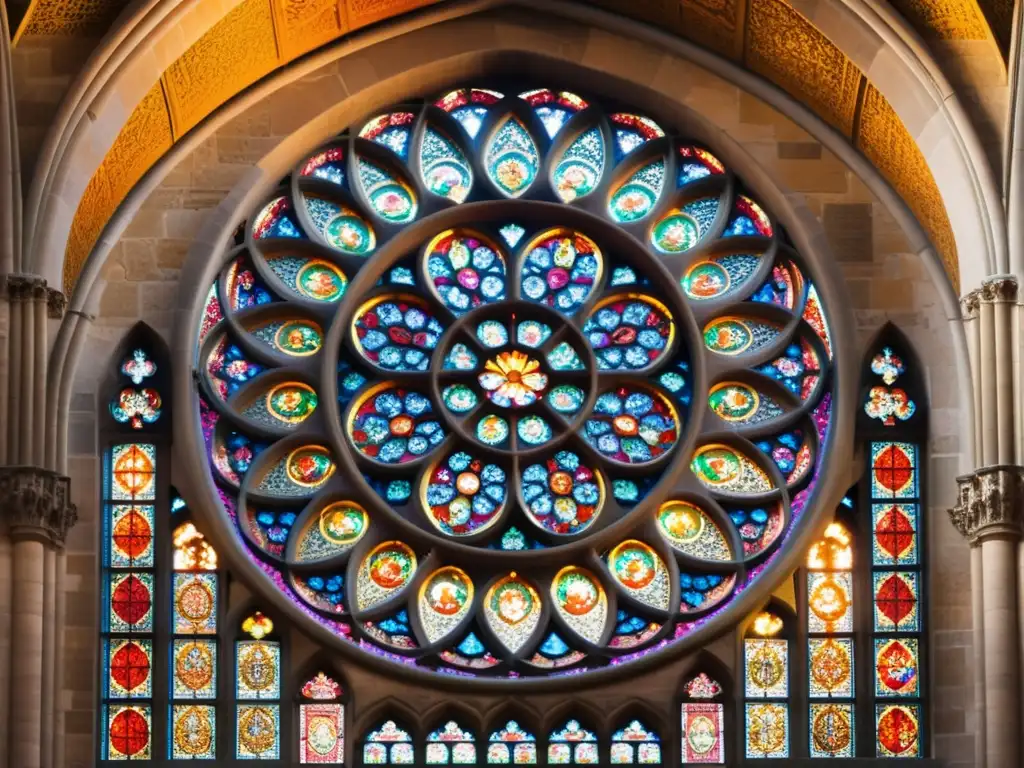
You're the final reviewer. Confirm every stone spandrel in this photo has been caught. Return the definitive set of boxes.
[0,466,78,546]
[950,464,1024,544]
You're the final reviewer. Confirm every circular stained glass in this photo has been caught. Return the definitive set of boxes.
[187,83,844,685]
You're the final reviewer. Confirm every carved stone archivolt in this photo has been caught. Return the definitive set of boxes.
[0,466,78,546]
[981,275,1019,303]
[5,273,47,301]
[950,465,1024,544]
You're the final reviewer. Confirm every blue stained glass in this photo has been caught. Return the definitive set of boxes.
[298,572,345,608]
[610,474,662,507]
[536,106,571,137]
[359,113,414,158]
[366,610,417,649]
[755,429,811,485]
[488,526,545,550]
[254,508,297,550]
[499,223,525,248]
[171,496,187,514]
[583,297,673,371]
[228,259,272,309]
[253,197,303,239]
[420,128,473,203]
[609,160,666,222]
[337,361,367,407]
[218,430,267,483]
[520,232,602,315]
[354,299,444,372]
[208,342,264,398]
[756,343,819,400]
[485,117,539,197]
[539,632,570,657]
[616,611,648,634]
[451,106,490,139]
[610,114,664,161]
[363,474,412,504]
[377,257,418,287]
[457,633,486,657]
[553,128,604,203]
[680,572,728,610]
[521,451,601,535]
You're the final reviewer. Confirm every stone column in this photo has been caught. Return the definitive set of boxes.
[952,465,1024,768]
[0,468,77,768]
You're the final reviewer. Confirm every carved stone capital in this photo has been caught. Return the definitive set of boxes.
[6,273,47,302]
[960,289,981,319]
[950,465,1024,544]
[0,466,78,547]
[47,288,67,318]
[981,275,1019,303]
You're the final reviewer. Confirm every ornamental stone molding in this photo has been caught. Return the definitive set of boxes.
[0,466,78,546]
[960,288,981,319]
[950,465,1024,544]
[47,287,67,318]
[5,273,48,301]
[980,274,1019,303]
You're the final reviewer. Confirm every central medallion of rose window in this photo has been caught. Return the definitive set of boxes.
[479,350,548,408]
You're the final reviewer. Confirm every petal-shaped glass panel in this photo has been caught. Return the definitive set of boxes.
[679,572,735,612]
[703,316,781,356]
[519,230,602,314]
[225,258,273,309]
[651,198,720,254]
[423,452,506,536]
[357,159,417,223]
[484,574,542,653]
[521,452,603,535]
[551,566,607,644]
[265,255,348,302]
[609,160,665,222]
[248,318,323,357]
[656,501,733,560]
[691,444,773,494]
[301,196,376,256]
[682,253,761,300]
[609,113,664,159]
[253,196,303,239]
[553,128,605,203]
[294,502,369,563]
[420,128,473,203]
[584,295,674,370]
[727,502,785,559]
[755,338,822,401]
[355,541,417,610]
[708,382,784,425]
[607,540,671,610]
[352,296,444,371]
[241,382,318,429]
[419,566,474,644]
[585,386,680,464]
[485,117,539,197]
[426,231,506,313]
[520,89,588,138]
[750,259,804,310]
[724,195,773,237]
[348,385,444,463]
[258,445,335,496]
[436,88,503,140]
[300,147,345,186]
[677,146,725,186]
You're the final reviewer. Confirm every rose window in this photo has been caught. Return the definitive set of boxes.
[185,84,846,684]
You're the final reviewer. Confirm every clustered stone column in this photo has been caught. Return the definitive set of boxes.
[950,276,1023,768]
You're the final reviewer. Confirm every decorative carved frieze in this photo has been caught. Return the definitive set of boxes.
[0,466,78,546]
[950,465,1024,544]
[981,275,1019,303]
[5,274,47,301]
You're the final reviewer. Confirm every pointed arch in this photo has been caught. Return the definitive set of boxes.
[608,700,665,765]
[358,699,419,766]
[858,323,928,438]
[543,701,603,766]
[740,600,794,759]
[294,654,348,764]
[100,321,170,436]
[678,651,731,765]
[422,701,481,765]
[482,702,542,765]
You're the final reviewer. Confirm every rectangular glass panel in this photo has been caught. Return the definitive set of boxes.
[808,637,854,697]
[872,503,919,566]
[110,444,156,500]
[236,704,280,759]
[874,637,920,697]
[875,703,921,757]
[744,638,789,697]
[172,573,218,634]
[870,442,918,499]
[575,742,598,764]
[453,743,476,763]
[235,640,281,699]
[681,702,724,763]
[392,742,414,763]
[873,571,920,632]
[637,742,661,764]
[548,744,570,764]
[809,703,854,758]
[171,639,217,699]
[364,742,388,764]
[807,571,853,632]
[745,702,789,759]
[105,638,153,698]
[610,742,633,764]
[300,702,344,764]
[103,704,152,760]
[513,742,536,764]
[487,743,510,764]
[107,571,154,632]
[426,743,449,764]
[170,704,217,759]
[107,505,155,568]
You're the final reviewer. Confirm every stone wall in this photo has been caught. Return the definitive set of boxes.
[59,52,972,767]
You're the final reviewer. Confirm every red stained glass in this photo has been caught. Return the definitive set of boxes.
[871,443,917,498]
[875,639,919,696]
[112,508,152,561]
[112,574,152,627]
[876,705,919,757]
[109,707,150,758]
[110,641,151,694]
[874,504,917,564]
[874,573,918,631]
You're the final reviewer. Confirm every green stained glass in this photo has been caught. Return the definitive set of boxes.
[553,128,604,202]
[609,160,665,222]
[358,159,417,222]
[485,117,538,197]
[420,128,473,203]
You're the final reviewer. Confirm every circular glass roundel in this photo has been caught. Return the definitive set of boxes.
[188,84,843,684]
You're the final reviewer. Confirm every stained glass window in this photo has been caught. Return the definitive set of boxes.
[364,720,414,764]
[680,672,725,764]
[861,335,926,757]
[110,349,163,430]
[426,721,476,764]
[101,444,157,760]
[744,612,790,759]
[299,672,344,764]
[235,613,280,759]
[805,519,856,758]
[610,720,661,764]
[548,720,599,764]
[487,721,537,764]
[186,82,840,686]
